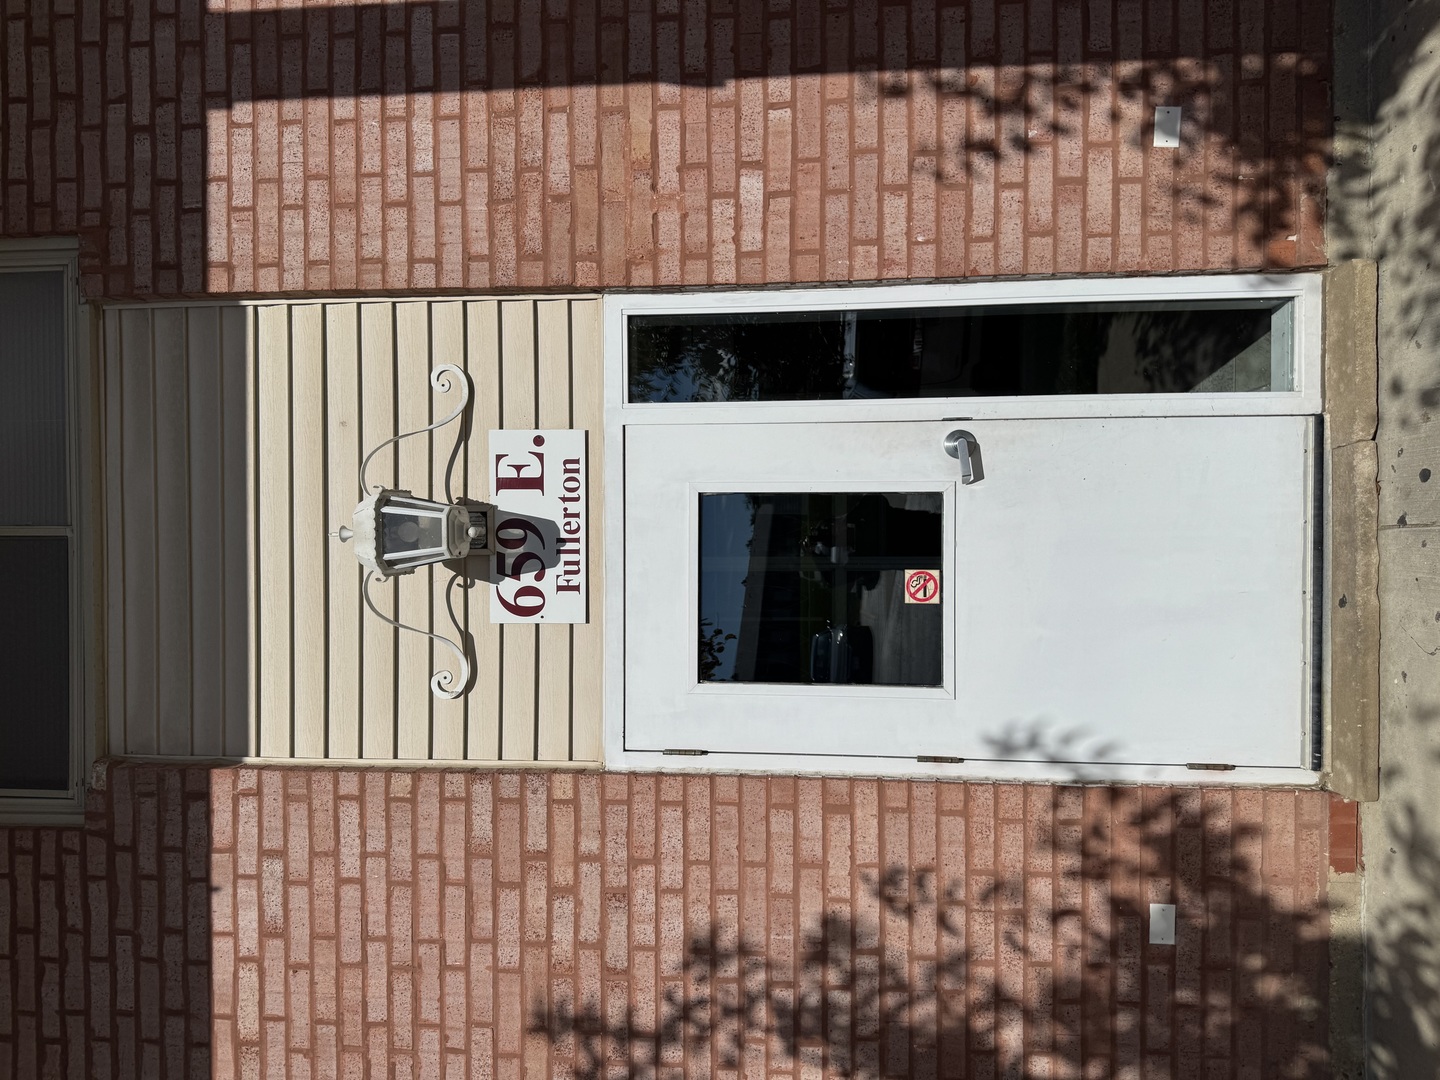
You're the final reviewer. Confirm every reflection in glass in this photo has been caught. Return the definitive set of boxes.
[381,505,446,553]
[629,300,1291,403]
[0,538,70,790]
[699,493,943,687]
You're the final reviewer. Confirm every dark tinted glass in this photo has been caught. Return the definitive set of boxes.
[629,301,1287,402]
[0,538,71,790]
[699,492,943,687]
[0,270,68,524]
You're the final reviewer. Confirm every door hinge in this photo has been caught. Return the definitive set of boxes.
[662,748,708,756]
[1185,762,1236,772]
[917,755,965,764]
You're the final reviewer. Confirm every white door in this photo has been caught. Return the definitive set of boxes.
[624,415,1314,768]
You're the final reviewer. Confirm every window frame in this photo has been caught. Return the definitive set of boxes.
[0,238,95,822]
[602,273,1325,784]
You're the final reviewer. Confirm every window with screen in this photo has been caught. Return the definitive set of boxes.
[0,267,74,796]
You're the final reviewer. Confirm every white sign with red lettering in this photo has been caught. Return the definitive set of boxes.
[488,429,588,624]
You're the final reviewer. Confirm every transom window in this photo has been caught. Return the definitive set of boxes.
[630,298,1294,403]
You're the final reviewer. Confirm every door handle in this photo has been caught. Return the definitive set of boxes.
[943,429,983,484]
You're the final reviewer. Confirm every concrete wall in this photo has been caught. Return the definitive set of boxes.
[1337,0,1440,1074]
[0,763,1343,1079]
[0,0,1329,298]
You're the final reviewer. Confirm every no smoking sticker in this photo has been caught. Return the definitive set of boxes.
[904,569,941,605]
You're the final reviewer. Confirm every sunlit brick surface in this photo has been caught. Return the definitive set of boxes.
[0,764,1336,1077]
[0,0,1329,299]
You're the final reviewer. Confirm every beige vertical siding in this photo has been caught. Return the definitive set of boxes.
[102,297,604,765]
[104,306,253,758]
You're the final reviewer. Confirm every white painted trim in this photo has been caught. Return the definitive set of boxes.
[680,479,959,702]
[609,274,1318,315]
[0,237,84,258]
[0,794,93,826]
[602,746,1321,787]
[602,273,1327,783]
[99,751,1312,788]
[602,303,629,776]
[604,396,1318,422]
[1302,418,1323,770]
[0,239,91,822]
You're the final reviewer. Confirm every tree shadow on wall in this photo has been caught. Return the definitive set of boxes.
[526,779,1379,1079]
[1353,0,1440,438]
[9,0,1350,295]
[1347,3,1440,1075]
[217,0,1330,272]
[1364,701,1440,1079]
[868,55,1328,268]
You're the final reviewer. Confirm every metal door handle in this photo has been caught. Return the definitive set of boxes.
[944,429,982,484]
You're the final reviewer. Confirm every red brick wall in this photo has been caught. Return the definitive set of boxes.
[0,766,214,1079]
[0,763,1335,1078]
[1,0,1329,299]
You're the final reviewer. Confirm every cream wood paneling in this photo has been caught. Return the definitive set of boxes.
[498,301,539,762]
[256,305,292,758]
[465,302,503,760]
[324,305,362,760]
[358,302,397,759]
[101,297,603,765]
[569,304,605,764]
[536,300,573,763]
[429,303,467,762]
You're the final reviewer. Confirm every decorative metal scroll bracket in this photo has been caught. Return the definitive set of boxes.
[362,572,472,699]
[359,363,471,500]
[333,363,490,701]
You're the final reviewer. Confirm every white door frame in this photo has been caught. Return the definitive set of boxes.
[603,273,1324,785]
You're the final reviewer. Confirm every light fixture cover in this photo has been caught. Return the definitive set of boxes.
[348,490,483,577]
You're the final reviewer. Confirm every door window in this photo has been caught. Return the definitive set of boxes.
[699,492,944,687]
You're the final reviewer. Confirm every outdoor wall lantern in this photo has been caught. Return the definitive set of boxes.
[333,364,492,699]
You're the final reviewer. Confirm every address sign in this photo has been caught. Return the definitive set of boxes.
[488,429,588,624]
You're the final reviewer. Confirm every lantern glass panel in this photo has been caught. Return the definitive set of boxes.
[382,505,446,555]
